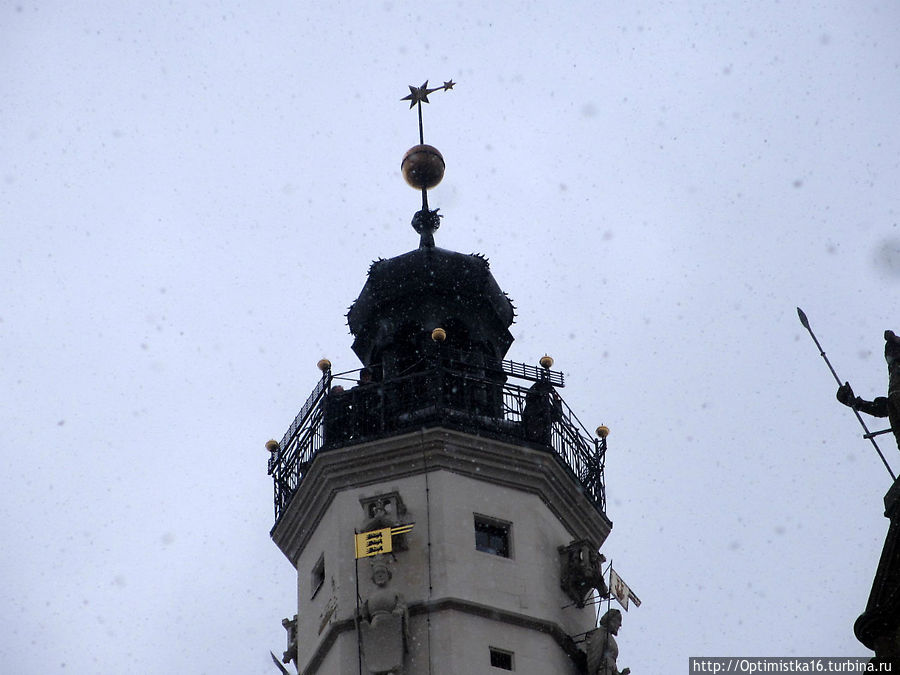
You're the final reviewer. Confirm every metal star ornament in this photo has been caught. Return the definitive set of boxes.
[402,81,432,107]
[401,79,455,108]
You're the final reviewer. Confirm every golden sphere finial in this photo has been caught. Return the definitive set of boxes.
[596,425,610,439]
[317,358,332,372]
[402,144,445,190]
[539,354,554,369]
[265,439,280,453]
[431,327,447,342]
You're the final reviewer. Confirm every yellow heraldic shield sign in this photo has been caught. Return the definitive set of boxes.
[354,523,415,559]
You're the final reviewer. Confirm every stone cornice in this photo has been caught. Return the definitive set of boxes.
[300,596,587,675]
[272,427,612,567]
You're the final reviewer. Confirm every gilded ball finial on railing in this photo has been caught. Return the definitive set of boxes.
[596,425,610,439]
[265,439,280,453]
[431,327,447,342]
[317,358,332,372]
[539,355,554,369]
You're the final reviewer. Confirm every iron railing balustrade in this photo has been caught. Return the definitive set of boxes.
[268,351,605,526]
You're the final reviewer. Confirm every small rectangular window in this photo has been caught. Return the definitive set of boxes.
[475,515,511,558]
[490,647,514,670]
[311,554,325,599]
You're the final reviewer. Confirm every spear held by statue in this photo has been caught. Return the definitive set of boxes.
[797,307,897,480]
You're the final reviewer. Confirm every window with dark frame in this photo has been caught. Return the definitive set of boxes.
[311,554,325,599]
[474,515,511,558]
[489,647,514,670]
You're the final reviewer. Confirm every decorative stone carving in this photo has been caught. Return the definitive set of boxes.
[586,609,630,675]
[558,539,607,608]
[281,614,298,666]
[318,595,337,635]
[359,561,409,674]
[360,492,409,551]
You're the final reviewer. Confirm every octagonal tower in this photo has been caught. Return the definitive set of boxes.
[267,84,615,674]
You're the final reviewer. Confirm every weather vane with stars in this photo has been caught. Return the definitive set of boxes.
[399,79,455,248]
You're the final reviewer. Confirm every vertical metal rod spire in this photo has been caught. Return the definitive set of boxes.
[797,307,896,479]
[417,101,424,145]
[401,79,454,246]
[417,102,426,211]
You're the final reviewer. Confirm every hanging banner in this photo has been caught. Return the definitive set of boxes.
[354,523,415,559]
[610,567,641,611]
[355,527,392,558]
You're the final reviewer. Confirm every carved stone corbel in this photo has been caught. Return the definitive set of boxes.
[360,491,409,551]
[281,614,298,667]
[558,539,607,608]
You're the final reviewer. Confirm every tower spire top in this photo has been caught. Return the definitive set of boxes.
[399,79,455,248]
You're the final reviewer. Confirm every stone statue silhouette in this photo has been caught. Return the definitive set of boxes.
[359,561,409,674]
[586,609,630,675]
[837,330,900,452]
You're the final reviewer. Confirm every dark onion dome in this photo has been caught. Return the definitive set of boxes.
[347,246,515,373]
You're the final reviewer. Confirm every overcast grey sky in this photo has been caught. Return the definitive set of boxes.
[3,2,900,672]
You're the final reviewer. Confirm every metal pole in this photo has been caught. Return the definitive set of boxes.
[797,307,895,479]
[417,101,424,145]
[418,97,428,214]
[355,534,362,675]
[598,560,612,667]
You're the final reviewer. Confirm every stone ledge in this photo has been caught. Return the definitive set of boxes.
[300,596,587,675]
[271,427,612,567]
